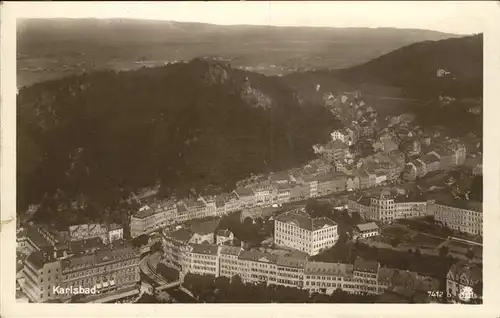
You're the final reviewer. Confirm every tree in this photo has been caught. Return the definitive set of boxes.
[465,249,475,260]
[439,245,449,257]
[132,234,149,247]
[135,293,158,303]
[390,237,401,248]
[351,212,362,224]
[150,241,163,253]
[415,248,422,258]
[473,281,483,300]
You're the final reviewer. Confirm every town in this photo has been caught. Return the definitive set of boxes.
[16,89,483,304]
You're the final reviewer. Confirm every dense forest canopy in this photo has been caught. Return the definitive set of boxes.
[336,34,483,99]
[283,34,483,100]
[17,59,340,226]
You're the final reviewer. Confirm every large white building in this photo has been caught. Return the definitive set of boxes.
[432,201,482,236]
[274,209,338,256]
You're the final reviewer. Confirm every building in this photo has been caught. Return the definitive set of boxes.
[303,262,357,294]
[269,171,292,184]
[20,240,140,303]
[219,192,242,214]
[347,195,371,219]
[357,169,377,189]
[354,222,380,239]
[421,153,441,174]
[107,224,124,243]
[219,246,242,278]
[237,251,307,288]
[321,140,350,163]
[274,209,338,256]
[238,251,277,285]
[276,184,293,204]
[378,267,440,296]
[413,159,426,178]
[433,201,482,236]
[273,256,307,288]
[253,185,274,206]
[402,163,418,181]
[182,198,209,220]
[446,260,482,303]
[215,229,234,245]
[189,220,219,244]
[353,258,379,294]
[130,202,177,238]
[234,187,256,209]
[162,228,196,272]
[188,244,220,277]
[369,193,427,222]
[330,130,346,143]
[345,175,360,191]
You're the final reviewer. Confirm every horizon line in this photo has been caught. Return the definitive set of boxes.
[17,17,478,36]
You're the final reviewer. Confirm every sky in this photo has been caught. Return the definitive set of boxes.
[6,1,494,35]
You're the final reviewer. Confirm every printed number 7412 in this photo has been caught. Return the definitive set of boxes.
[427,291,444,297]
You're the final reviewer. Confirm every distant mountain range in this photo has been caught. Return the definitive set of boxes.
[17,18,459,87]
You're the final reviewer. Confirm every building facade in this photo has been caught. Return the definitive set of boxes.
[446,260,482,303]
[20,240,140,303]
[433,202,482,236]
[274,209,338,256]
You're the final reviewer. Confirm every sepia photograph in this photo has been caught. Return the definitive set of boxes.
[1,1,499,315]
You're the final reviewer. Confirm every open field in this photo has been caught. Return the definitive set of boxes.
[409,233,445,248]
[381,225,412,240]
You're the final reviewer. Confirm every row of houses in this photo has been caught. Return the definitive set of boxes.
[347,190,482,236]
[162,233,445,300]
[403,140,467,181]
[129,162,386,238]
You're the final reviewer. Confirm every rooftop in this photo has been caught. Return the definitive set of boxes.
[435,199,482,213]
[109,223,123,231]
[26,226,51,250]
[61,240,137,271]
[25,250,51,270]
[166,228,193,242]
[448,260,482,283]
[220,246,242,256]
[190,220,219,235]
[421,153,440,165]
[356,222,379,232]
[216,229,233,237]
[235,187,254,197]
[270,171,291,182]
[69,237,106,254]
[275,256,307,269]
[133,206,159,219]
[190,244,219,256]
[325,140,348,150]
[305,261,354,277]
[354,257,379,273]
[239,250,277,263]
[275,209,336,231]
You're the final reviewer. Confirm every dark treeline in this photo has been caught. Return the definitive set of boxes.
[18,59,340,229]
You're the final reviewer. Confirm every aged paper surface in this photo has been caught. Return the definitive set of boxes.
[1,1,499,317]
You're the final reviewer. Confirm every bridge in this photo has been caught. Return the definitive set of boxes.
[139,253,182,292]
[155,281,182,292]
